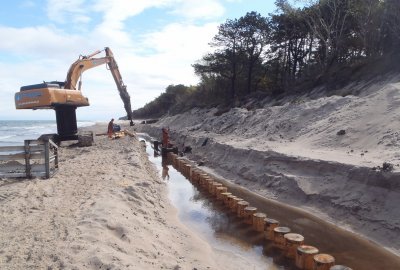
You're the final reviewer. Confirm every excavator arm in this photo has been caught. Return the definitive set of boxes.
[104,47,133,122]
[63,47,133,121]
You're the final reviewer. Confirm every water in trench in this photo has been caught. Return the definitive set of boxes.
[140,134,400,270]
[141,135,294,269]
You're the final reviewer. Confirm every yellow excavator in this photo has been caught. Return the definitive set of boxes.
[14,47,134,142]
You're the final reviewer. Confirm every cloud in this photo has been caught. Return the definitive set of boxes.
[0,25,99,61]
[46,0,90,24]
[171,0,225,20]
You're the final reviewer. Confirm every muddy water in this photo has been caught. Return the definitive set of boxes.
[140,135,400,270]
[142,136,290,269]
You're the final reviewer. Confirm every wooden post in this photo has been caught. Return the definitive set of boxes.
[211,183,222,196]
[44,140,50,179]
[231,197,243,213]
[184,164,191,178]
[206,179,214,192]
[296,245,319,270]
[225,194,235,206]
[273,226,291,249]
[179,160,186,173]
[207,179,213,193]
[24,140,31,178]
[204,177,213,189]
[313,254,335,270]
[244,207,257,224]
[189,168,195,182]
[189,168,199,183]
[264,218,279,240]
[252,213,267,232]
[221,192,232,205]
[216,186,227,200]
[237,201,249,217]
[284,233,305,259]
[53,141,59,170]
[199,173,208,186]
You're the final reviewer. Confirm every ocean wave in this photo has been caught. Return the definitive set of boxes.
[0,141,23,146]
[0,121,94,143]
[24,124,57,130]
[0,135,17,140]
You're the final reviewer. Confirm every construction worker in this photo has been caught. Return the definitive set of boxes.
[162,127,169,148]
[107,118,114,138]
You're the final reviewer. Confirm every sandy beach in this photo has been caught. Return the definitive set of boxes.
[0,123,218,270]
[1,79,400,269]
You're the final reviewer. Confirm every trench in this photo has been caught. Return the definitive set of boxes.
[140,134,400,270]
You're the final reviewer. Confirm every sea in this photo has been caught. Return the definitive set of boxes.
[0,120,95,147]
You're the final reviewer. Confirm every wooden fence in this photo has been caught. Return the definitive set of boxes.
[0,139,59,179]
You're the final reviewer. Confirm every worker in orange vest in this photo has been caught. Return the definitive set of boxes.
[162,127,169,148]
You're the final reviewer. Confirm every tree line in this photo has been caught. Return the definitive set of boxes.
[133,0,400,118]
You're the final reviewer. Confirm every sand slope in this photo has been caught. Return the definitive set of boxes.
[0,124,216,269]
[140,79,400,255]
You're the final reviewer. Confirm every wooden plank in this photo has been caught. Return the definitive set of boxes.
[54,147,58,169]
[0,146,25,152]
[0,154,25,161]
[48,139,58,149]
[24,140,31,178]
[0,172,27,178]
[28,145,45,152]
[0,164,25,172]
[0,171,47,178]
[31,171,46,177]
[44,141,50,178]
[0,164,45,173]
[31,164,46,172]
[0,153,44,161]
[0,145,46,152]
[0,165,47,178]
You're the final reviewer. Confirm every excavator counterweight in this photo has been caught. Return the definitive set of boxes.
[14,47,134,142]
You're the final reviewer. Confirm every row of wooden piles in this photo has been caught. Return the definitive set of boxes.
[168,153,352,270]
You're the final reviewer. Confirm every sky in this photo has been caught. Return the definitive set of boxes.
[0,0,278,121]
